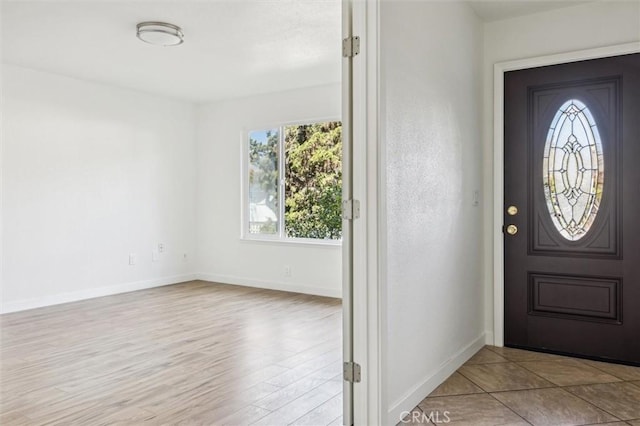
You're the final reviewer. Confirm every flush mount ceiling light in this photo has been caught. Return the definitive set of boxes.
[136,22,184,47]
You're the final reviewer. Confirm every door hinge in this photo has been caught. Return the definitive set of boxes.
[343,361,361,383]
[342,199,360,220]
[342,36,360,58]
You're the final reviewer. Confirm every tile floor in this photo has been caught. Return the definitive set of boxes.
[401,345,640,426]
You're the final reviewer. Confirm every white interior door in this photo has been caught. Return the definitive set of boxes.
[342,0,383,423]
[341,0,355,423]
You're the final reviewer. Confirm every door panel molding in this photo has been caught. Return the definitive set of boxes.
[527,77,622,258]
[528,272,622,324]
[492,42,640,347]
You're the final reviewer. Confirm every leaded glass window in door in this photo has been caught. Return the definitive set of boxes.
[543,99,603,241]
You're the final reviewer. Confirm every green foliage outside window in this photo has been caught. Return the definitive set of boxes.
[248,121,342,240]
[248,130,279,234]
[285,122,342,240]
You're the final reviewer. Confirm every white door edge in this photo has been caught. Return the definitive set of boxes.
[341,0,355,423]
[346,0,385,424]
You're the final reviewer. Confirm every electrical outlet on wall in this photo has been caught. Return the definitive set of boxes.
[129,253,137,265]
[158,243,165,253]
[284,265,292,277]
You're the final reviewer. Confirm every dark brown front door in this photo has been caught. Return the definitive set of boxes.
[504,53,640,365]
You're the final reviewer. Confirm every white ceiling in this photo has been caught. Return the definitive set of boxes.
[1,1,342,103]
[468,0,592,22]
[1,1,595,103]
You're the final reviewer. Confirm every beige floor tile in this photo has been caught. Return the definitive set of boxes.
[518,359,621,386]
[428,372,484,397]
[580,360,640,381]
[396,406,432,425]
[492,387,619,426]
[565,382,640,421]
[486,346,566,362]
[464,347,509,365]
[458,362,553,392]
[418,393,528,426]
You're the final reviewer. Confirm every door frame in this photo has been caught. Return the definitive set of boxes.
[492,42,640,347]
[344,0,384,424]
[352,0,385,423]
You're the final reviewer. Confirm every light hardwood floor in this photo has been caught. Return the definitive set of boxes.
[0,281,344,425]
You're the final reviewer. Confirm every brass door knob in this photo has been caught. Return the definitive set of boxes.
[506,224,518,235]
[507,205,518,216]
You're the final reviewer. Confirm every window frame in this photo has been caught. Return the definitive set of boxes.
[241,117,343,246]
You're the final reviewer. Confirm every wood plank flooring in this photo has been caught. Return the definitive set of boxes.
[0,281,343,425]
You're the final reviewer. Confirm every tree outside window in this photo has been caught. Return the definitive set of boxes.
[247,121,342,241]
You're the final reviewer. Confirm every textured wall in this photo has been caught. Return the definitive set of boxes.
[381,1,484,421]
[2,65,197,310]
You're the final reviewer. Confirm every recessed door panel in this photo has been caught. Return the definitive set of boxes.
[529,78,620,258]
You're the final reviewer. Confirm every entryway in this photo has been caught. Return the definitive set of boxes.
[494,46,640,365]
[402,346,640,425]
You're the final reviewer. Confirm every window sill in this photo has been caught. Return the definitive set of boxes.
[240,236,342,248]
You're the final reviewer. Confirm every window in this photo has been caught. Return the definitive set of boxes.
[245,121,342,242]
[543,99,603,241]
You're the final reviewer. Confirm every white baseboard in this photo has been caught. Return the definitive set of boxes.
[0,272,340,314]
[196,273,342,299]
[387,333,486,425]
[0,274,198,314]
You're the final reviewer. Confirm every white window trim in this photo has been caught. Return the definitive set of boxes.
[240,117,343,246]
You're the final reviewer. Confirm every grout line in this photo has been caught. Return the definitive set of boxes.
[485,392,534,426]
[425,390,485,398]
[570,359,636,382]
[514,361,572,387]
[457,361,557,393]
[508,361,567,387]
[455,364,494,393]
[462,347,639,424]
[561,385,626,423]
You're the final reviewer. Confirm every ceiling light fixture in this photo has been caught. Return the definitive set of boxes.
[136,21,184,47]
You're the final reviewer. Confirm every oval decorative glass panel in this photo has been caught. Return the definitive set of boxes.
[543,99,604,241]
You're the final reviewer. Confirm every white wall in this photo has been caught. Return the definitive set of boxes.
[381,2,484,422]
[1,65,197,312]
[482,1,640,344]
[195,84,342,298]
